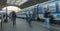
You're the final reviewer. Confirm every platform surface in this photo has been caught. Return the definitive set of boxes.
[0,18,60,31]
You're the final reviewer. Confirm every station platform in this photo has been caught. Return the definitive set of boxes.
[0,18,60,31]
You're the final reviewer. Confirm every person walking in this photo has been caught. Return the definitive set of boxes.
[26,14,28,22]
[44,8,51,29]
[11,11,16,25]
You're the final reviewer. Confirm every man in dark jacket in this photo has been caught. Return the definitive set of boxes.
[11,11,16,25]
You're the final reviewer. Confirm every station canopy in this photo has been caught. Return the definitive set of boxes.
[6,0,49,9]
[0,0,49,13]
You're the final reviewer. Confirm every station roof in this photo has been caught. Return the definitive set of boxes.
[0,0,49,9]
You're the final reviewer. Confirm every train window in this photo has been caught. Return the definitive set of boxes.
[42,4,48,13]
[48,2,56,12]
[42,4,47,8]
[56,15,60,18]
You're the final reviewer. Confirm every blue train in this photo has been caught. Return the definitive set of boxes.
[17,0,60,23]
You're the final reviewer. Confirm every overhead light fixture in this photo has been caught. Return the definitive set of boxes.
[15,0,22,5]
[7,0,12,4]
[18,0,28,6]
[10,0,16,4]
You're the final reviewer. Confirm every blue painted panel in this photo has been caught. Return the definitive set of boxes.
[38,6,44,14]
[56,2,59,12]
[36,5,39,17]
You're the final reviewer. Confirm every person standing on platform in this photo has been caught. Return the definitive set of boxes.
[28,13,32,27]
[28,12,32,24]
[9,12,12,21]
[4,14,8,23]
[26,14,28,22]
[11,11,16,25]
[44,8,51,29]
